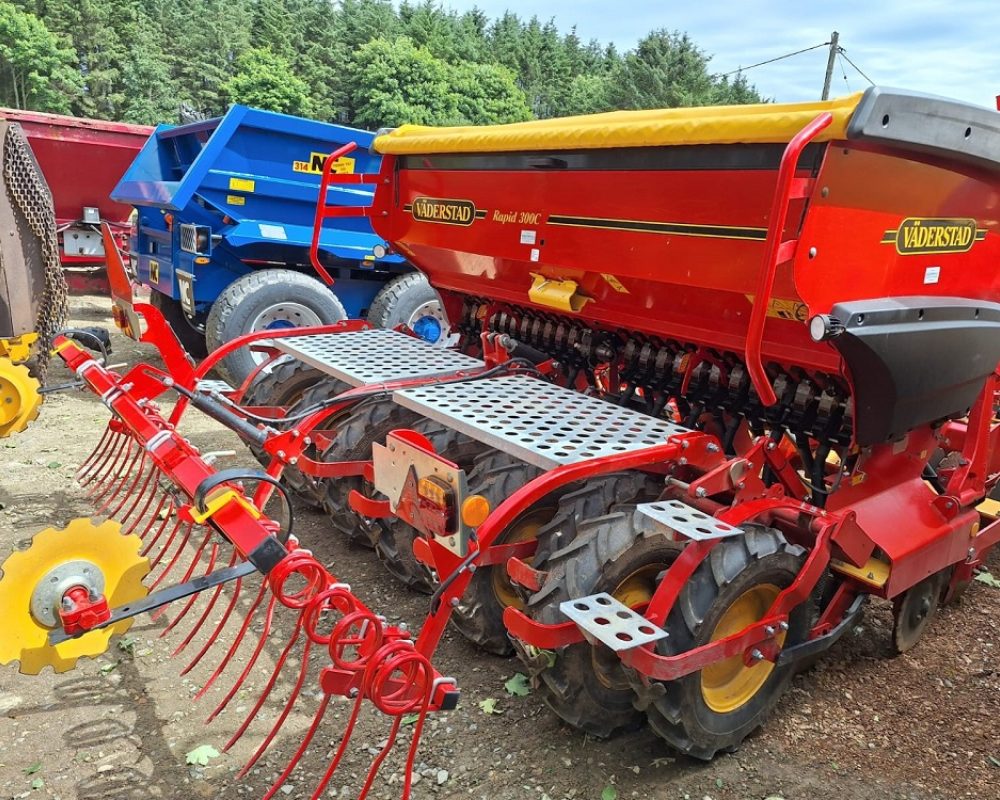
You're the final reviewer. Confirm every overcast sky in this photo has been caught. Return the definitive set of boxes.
[442,0,999,108]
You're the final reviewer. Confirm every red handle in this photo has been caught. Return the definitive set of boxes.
[745,112,833,406]
[309,142,364,284]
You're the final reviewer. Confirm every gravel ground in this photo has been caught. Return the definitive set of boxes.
[1,294,998,800]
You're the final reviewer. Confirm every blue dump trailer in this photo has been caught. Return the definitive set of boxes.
[112,105,446,384]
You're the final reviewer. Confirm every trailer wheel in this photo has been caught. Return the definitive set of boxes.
[374,423,490,593]
[205,269,347,386]
[449,451,553,655]
[319,398,422,548]
[149,290,207,358]
[515,475,665,737]
[629,526,812,759]
[367,273,448,344]
[242,358,348,507]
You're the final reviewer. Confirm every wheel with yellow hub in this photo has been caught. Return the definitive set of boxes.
[517,477,675,738]
[0,357,41,438]
[629,525,811,759]
[0,518,149,674]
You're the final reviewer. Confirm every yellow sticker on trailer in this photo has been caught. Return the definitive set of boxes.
[227,195,246,206]
[228,177,255,192]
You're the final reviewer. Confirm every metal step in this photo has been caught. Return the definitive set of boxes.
[559,592,669,651]
[393,375,688,470]
[274,329,484,387]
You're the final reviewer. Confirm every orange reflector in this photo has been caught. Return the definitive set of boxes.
[195,256,210,264]
[417,476,451,508]
[461,494,490,528]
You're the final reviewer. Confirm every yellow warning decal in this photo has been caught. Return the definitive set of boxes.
[601,274,629,294]
[149,259,160,283]
[745,294,808,322]
[227,195,246,206]
[292,152,356,175]
[228,177,255,192]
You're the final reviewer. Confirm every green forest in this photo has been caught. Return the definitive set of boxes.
[0,0,762,128]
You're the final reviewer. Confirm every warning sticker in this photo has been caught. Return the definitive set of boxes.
[601,273,629,294]
[228,177,255,193]
[226,195,245,206]
[745,294,808,322]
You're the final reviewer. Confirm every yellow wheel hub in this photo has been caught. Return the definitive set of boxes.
[700,583,785,714]
[0,518,149,674]
[0,357,42,437]
[490,507,555,610]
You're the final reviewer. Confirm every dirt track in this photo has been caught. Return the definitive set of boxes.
[1,295,999,800]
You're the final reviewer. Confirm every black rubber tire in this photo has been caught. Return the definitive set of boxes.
[449,451,549,656]
[149,289,207,358]
[241,358,348,507]
[628,525,811,760]
[517,478,671,738]
[319,399,422,548]
[367,272,448,342]
[205,269,347,387]
[373,422,490,593]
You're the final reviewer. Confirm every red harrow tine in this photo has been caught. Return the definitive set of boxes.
[117,470,163,536]
[180,571,247,674]
[87,437,137,502]
[159,541,220,635]
[171,549,240,656]
[95,450,148,516]
[75,424,118,485]
[193,579,269,697]
[105,458,156,522]
[207,592,277,721]
[140,501,176,554]
[150,526,212,605]
[148,520,192,575]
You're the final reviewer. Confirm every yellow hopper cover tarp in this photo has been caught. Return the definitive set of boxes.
[374,93,863,156]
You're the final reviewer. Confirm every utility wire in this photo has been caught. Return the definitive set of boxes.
[722,41,830,78]
[836,48,876,86]
[837,52,852,92]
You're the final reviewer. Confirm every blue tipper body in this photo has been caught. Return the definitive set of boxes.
[112,105,406,318]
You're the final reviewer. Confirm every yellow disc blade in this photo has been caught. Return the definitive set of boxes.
[0,518,149,674]
[0,357,42,437]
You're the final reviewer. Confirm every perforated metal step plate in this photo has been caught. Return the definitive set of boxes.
[275,329,484,386]
[559,593,668,652]
[195,379,233,395]
[638,499,743,541]
[393,375,688,469]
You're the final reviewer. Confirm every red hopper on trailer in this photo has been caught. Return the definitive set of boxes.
[0,108,152,290]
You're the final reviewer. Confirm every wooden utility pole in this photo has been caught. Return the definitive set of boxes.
[821,31,840,100]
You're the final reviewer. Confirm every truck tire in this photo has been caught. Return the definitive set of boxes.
[149,290,207,358]
[205,269,347,387]
[367,272,448,344]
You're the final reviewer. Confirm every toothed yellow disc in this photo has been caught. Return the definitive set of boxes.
[0,357,41,438]
[0,519,149,674]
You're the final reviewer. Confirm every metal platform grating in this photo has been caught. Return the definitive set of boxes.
[274,329,484,386]
[638,499,743,541]
[393,375,688,469]
[196,379,233,395]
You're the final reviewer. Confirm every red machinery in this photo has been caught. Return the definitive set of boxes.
[0,108,152,291]
[4,86,1000,796]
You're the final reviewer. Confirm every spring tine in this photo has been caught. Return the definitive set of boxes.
[140,500,175,554]
[193,580,268,699]
[172,548,239,657]
[95,450,147,516]
[237,637,314,772]
[158,540,219,632]
[119,473,163,536]
[105,456,153,520]
[308,692,366,800]
[260,693,331,800]
[180,572,246,675]
[78,431,123,491]
[207,592,277,721]
[149,520,192,576]
[76,426,116,483]
[88,438,135,501]
[224,617,305,752]
[357,716,403,800]
[149,526,212,608]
